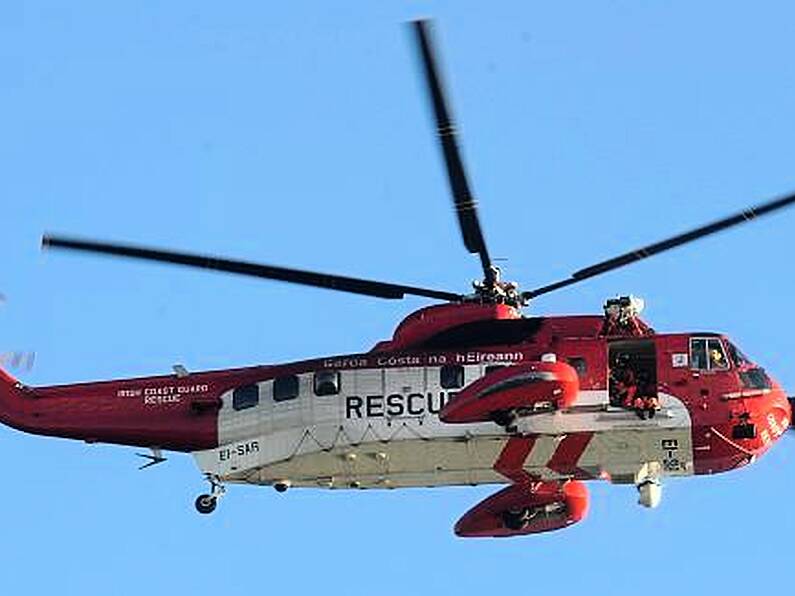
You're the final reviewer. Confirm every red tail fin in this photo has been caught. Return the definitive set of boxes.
[0,366,18,386]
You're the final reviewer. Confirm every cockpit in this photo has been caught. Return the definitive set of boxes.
[689,337,730,371]
[684,334,787,444]
[689,335,773,390]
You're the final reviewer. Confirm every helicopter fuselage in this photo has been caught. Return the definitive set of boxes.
[192,316,791,491]
[1,307,788,499]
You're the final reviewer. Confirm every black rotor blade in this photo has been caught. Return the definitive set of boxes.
[41,235,463,302]
[524,191,795,299]
[411,19,495,284]
[789,398,794,429]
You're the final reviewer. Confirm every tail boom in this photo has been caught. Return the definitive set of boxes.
[0,367,224,451]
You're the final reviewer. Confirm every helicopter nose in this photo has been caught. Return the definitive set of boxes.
[730,389,790,450]
[761,390,791,445]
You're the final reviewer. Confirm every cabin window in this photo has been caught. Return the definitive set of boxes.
[567,357,587,378]
[440,364,464,389]
[690,338,730,371]
[232,384,260,411]
[485,365,505,375]
[314,370,340,396]
[273,375,299,402]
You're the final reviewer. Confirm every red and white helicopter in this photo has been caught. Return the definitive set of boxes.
[4,20,794,537]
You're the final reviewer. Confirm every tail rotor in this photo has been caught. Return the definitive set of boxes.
[0,352,35,373]
[0,294,36,374]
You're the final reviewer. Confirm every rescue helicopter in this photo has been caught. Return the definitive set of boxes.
[4,20,794,537]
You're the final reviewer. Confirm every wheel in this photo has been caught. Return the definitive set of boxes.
[501,507,532,531]
[195,494,217,514]
[490,410,517,428]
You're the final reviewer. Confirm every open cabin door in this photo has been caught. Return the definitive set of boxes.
[608,339,658,409]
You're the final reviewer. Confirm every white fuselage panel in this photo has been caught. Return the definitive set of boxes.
[192,363,694,489]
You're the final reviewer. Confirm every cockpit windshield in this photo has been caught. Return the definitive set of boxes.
[724,339,770,389]
[725,340,753,369]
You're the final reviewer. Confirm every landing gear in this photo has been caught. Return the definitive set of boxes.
[490,402,558,434]
[195,474,225,515]
[501,500,567,530]
[195,494,217,514]
[501,507,534,531]
[490,409,519,433]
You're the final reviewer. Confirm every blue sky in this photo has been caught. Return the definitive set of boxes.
[3,2,795,595]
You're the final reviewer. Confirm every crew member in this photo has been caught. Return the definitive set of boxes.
[643,394,660,419]
[709,347,727,369]
[611,354,638,411]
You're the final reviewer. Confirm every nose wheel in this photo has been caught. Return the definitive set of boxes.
[195,474,225,515]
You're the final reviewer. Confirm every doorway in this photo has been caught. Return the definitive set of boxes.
[608,339,657,408]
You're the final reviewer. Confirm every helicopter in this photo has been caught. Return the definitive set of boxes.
[2,19,794,537]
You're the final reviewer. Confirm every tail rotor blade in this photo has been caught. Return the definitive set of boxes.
[0,351,36,373]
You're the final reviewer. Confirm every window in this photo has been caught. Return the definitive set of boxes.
[440,364,464,389]
[726,341,752,368]
[690,339,708,370]
[567,357,587,378]
[485,365,505,375]
[314,370,340,396]
[739,368,772,390]
[707,339,729,370]
[273,375,299,402]
[690,338,730,371]
[232,384,260,411]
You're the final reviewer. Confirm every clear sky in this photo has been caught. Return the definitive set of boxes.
[3,2,795,595]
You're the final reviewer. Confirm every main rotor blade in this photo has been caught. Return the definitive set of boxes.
[41,235,463,302]
[412,19,495,284]
[524,191,795,299]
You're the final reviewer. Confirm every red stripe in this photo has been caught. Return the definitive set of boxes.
[494,436,537,484]
[547,432,593,477]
